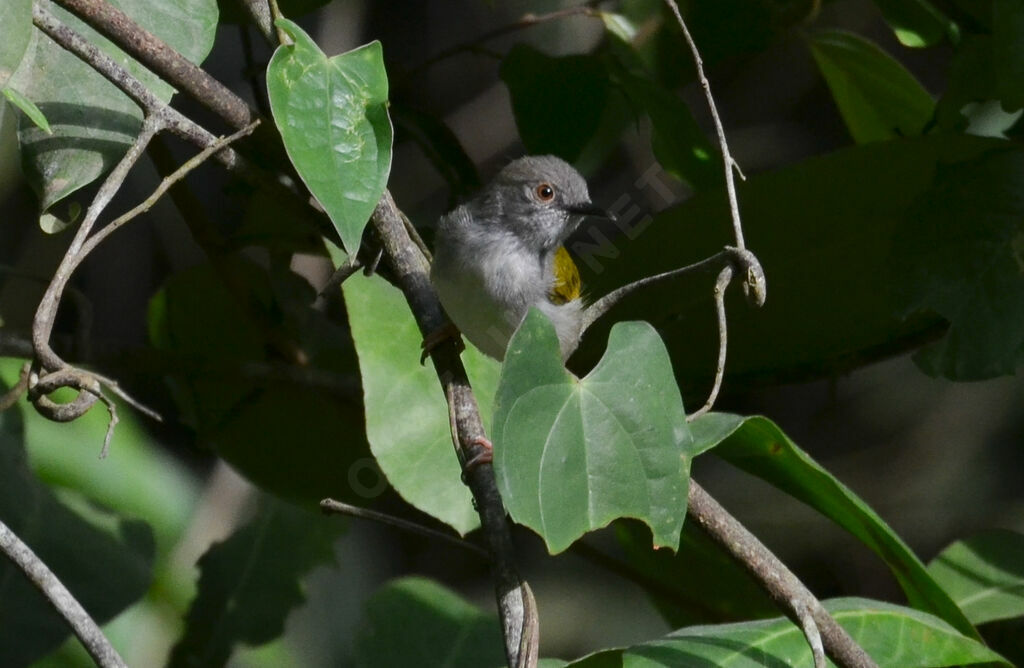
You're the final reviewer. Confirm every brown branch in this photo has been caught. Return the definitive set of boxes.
[370,191,538,668]
[687,481,878,668]
[52,0,256,129]
[320,498,489,559]
[0,519,127,668]
[406,2,603,76]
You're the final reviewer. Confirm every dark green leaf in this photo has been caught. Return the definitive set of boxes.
[572,134,1007,391]
[992,0,1024,111]
[892,146,1024,379]
[9,0,217,215]
[569,598,1006,667]
[354,577,505,668]
[604,40,720,189]
[493,310,691,554]
[500,45,610,163]
[267,20,392,255]
[615,521,777,626]
[870,0,959,47]
[391,103,480,204]
[169,498,340,667]
[928,530,1024,625]
[808,30,934,144]
[149,260,372,504]
[693,413,978,638]
[0,380,155,665]
[342,269,500,535]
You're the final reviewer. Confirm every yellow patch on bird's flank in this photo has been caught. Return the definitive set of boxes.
[549,246,582,304]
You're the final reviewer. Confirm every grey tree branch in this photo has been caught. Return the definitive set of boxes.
[688,481,878,668]
[662,0,746,250]
[0,519,127,668]
[320,498,488,559]
[370,191,538,668]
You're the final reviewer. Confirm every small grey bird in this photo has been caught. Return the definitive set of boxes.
[431,155,612,360]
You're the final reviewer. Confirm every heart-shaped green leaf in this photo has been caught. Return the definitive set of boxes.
[493,309,692,554]
[267,19,392,254]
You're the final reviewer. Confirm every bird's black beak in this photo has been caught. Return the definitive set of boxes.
[565,201,616,221]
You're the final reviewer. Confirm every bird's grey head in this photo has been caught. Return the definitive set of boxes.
[473,155,610,252]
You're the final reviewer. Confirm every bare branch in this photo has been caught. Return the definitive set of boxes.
[320,498,488,559]
[51,0,257,129]
[0,519,127,668]
[687,265,732,421]
[687,481,878,668]
[661,0,746,250]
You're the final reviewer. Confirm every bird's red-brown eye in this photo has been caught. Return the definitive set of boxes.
[535,183,555,202]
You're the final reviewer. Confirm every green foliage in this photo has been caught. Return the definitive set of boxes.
[869,0,958,47]
[493,310,692,554]
[5,0,1024,664]
[0,377,155,665]
[808,30,935,144]
[354,577,506,668]
[892,147,1024,379]
[169,498,340,667]
[267,20,392,255]
[501,45,611,164]
[149,260,372,504]
[928,530,1024,625]
[569,598,1007,667]
[5,0,217,217]
[697,413,978,638]
[342,269,499,535]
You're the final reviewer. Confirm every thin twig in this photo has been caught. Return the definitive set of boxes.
[315,254,363,306]
[407,3,602,77]
[662,0,746,250]
[0,363,31,413]
[688,265,732,421]
[687,481,877,668]
[0,519,127,668]
[580,247,765,334]
[77,121,261,260]
[51,0,257,129]
[320,498,488,558]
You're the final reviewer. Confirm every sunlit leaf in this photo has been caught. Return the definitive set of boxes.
[493,310,691,554]
[267,19,392,254]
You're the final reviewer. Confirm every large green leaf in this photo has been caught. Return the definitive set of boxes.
[492,310,691,554]
[354,577,505,668]
[149,259,372,504]
[169,498,340,667]
[928,530,1024,625]
[9,0,217,217]
[0,379,155,665]
[571,134,1009,391]
[615,521,777,627]
[0,360,197,555]
[500,45,610,164]
[869,0,958,47]
[808,30,934,144]
[267,20,392,255]
[0,0,31,87]
[692,413,978,638]
[569,598,1007,667]
[892,146,1024,379]
[342,269,500,535]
